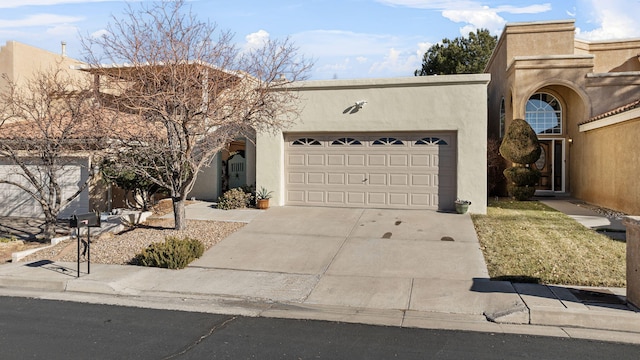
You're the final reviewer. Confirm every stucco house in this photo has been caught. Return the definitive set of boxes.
[255,75,490,214]
[485,20,640,214]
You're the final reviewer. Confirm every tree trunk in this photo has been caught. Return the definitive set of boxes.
[42,213,57,242]
[173,197,187,230]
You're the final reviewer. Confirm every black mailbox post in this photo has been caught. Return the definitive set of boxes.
[70,213,101,277]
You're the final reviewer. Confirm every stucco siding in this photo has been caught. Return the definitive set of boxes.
[573,118,640,214]
[257,75,490,214]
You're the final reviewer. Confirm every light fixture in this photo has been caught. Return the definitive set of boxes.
[568,138,573,144]
[354,100,367,109]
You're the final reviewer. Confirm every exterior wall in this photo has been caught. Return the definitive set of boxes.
[575,39,640,73]
[575,111,640,214]
[188,157,221,201]
[0,41,85,92]
[257,75,490,214]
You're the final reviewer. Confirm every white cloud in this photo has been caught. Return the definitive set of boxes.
[378,0,552,36]
[0,14,83,28]
[442,8,506,35]
[369,46,424,75]
[575,0,640,40]
[244,29,270,50]
[90,29,109,39]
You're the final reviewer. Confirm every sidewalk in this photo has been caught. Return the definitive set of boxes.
[1,201,639,345]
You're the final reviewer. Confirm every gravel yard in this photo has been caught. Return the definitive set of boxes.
[20,218,245,265]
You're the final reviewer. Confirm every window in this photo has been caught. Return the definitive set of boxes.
[331,137,362,145]
[526,93,562,135]
[415,137,447,145]
[372,137,403,145]
[499,97,506,138]
[292,138,321,146]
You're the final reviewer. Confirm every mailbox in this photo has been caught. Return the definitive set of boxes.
[70,213,101,228]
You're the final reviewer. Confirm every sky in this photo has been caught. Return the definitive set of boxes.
[1,0,639,80]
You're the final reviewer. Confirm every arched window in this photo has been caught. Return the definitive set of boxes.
[499,97,506,138]
[372,137,403,145]
[526,93,562,135]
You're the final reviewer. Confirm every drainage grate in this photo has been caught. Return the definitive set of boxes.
[441,236,454,242]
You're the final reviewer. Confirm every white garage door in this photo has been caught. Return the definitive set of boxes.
[285,132,456,210]
[0,162,89,218]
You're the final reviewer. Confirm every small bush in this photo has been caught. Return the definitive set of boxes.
[133,236,204,269]
[503,166,541,186]
[507,184,537,201]
[217,187,251,210]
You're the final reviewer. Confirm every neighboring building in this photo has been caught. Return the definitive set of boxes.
[0,41,98,218]
[257,75,490,214]
[485,20,640,214]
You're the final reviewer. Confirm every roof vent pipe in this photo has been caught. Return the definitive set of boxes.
[61,41,66,57]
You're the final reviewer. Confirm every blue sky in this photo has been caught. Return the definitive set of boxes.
[1,0,640,79]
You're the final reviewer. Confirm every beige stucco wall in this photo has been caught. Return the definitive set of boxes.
[575,39,640,73]
[0,41,85,92]
[257,75,490,214]
[574,112,640,214]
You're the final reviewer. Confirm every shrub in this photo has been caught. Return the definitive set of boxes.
[499,118,541,165]
[217,187,251,210]
[133,236,204,269]
[500,118,541,201]
[503,166,541,186]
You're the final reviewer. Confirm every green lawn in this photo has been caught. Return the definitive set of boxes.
[471,199,626,287]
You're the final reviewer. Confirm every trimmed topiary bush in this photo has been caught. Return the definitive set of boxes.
[499,118,541,164]
[133,236,204,269]
[217,187,251,210]
[500,119,541,201]
[503,166,541,186]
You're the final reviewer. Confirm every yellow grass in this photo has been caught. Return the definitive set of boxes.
[471,199,626,287]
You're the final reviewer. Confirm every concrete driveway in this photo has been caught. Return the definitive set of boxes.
[190,206,495,317]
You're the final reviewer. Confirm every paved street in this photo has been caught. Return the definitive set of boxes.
[1,296,639,360]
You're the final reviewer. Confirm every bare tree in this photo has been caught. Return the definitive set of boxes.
[0,68,102,241]
[82,0,311,230]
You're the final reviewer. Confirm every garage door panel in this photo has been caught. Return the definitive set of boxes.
[327,173,345,185]
[389,193,409,206]
[308,154,325,166]
[411,174,432,186]
[389,174,409,186]
[368,173,387,186]
[288,154,306,166]
[307,172,325,185]
[288,172,305,184]
[327,155,345,166]
[348,173,367,185]
[411,154,431,167]
[347,155,366,166]
[347,192,366,205]
[368,192,386,205]
[389,155,408,166]
[285,132,456,210]
[307,191,325,202]
[327,192,345,203]
[368,154,386,166]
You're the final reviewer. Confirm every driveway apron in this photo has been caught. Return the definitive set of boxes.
[190,206,491,315]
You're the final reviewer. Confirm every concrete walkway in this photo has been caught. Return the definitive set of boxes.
[1,201,639,344]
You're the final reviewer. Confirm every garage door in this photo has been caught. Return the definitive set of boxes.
[285,132,456,209]
[0,162,89,218]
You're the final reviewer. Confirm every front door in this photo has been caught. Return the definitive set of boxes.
[534,139,564,192]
